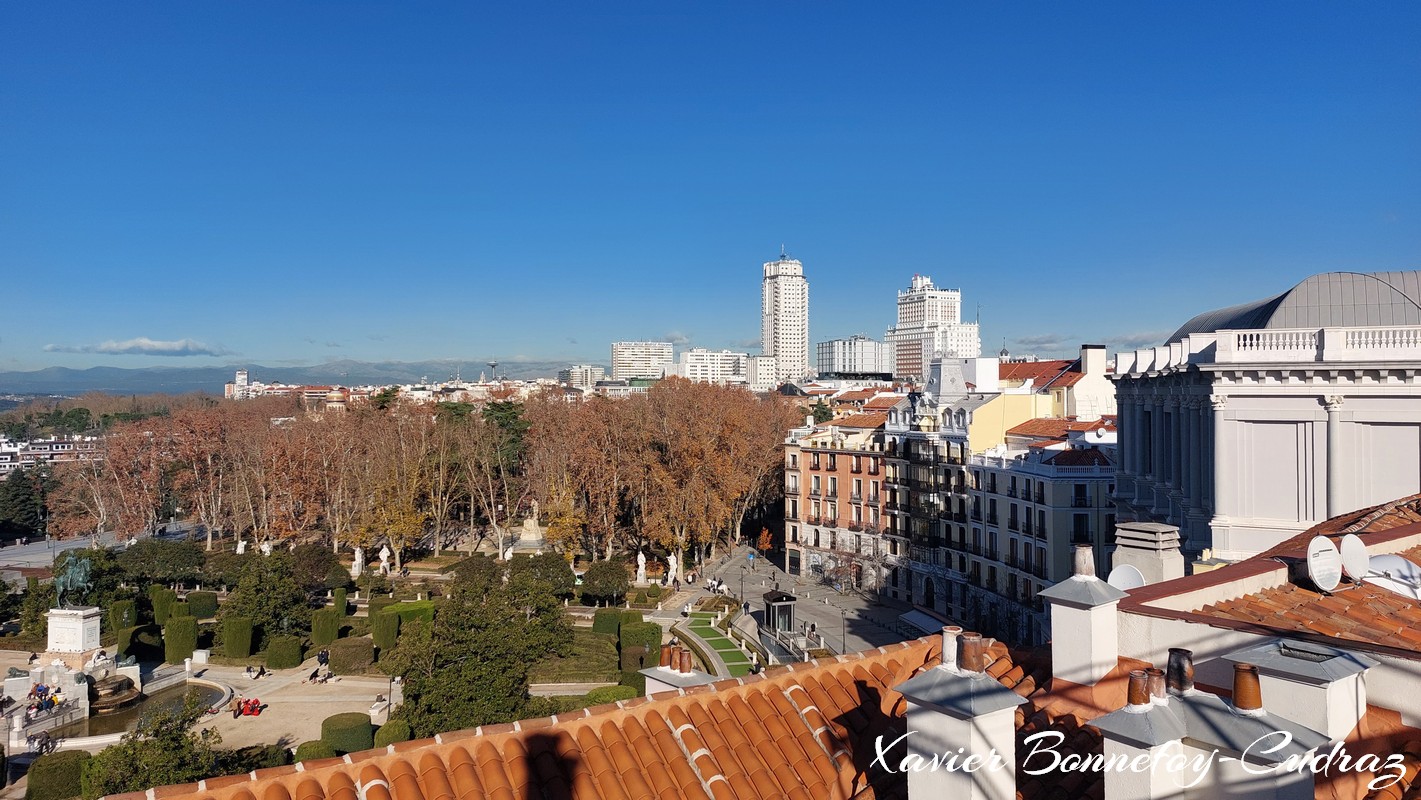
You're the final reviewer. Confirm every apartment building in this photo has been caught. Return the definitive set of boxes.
[556,364,606,391]
[610,341,673,381]
[761,255,810,382]
[665,348,746,384]
[0,436,103,478]
[884,274,981,379]
[782,414,891,591]
[816,335,892,376]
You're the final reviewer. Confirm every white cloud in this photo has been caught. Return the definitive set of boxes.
[44,337,232,357]
[661,331,692,346]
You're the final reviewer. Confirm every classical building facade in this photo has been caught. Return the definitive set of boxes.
[609,340,673,381]
[1114,270,1421,560]
[760,254,810,382]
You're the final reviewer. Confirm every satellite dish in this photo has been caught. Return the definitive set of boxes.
[1363,554,1421,600]
[1339,534,1370,581]
[1107,564,1146,591]
[1305,536,1343,593]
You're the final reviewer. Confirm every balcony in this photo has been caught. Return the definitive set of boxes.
[826,491,838,499]
[986,514,998,525]
[809,489,822,498]
[1006,488,1018,498]
[1072,497,1091,508]
[786,462,799,472]
[867,494,881,504]
[971,511,982,522]
[810,462,822,471]
[1007,518,1020,532]
[806,516,823,526]
[868,466,881,476]
[1021,520,1033,535]
[849,492,863,503]
[1034,490,1045,504]
[786,509,800,521]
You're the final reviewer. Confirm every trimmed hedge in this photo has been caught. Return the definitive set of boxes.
[333,588,348,616]
[108,599,137,632]
[25,749,90,800]
[368,596,397,618]
[620,610,644,628]
[373,719,412,748]
[116,625,163,662]
[151,587,177,625]
[618,621,662,671]
[224,616,254,658]
[170,600,190,620]
[265,635,304,669]
[164,615,198,664]
[585,685,637,705]
[387,601,434,624]
[187,591,218,620]
[592,608,621,636]
[294,740,337,762]
[619,670,646,697]
[646,583,662,600]
[311,608,342,647]
[328,637,374,675]
[371,610,400,654]
[321,712,374,755]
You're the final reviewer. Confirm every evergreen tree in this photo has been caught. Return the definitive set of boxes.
[218,553,311,649]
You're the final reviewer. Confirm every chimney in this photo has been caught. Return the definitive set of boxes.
[1166,648,1194,695]
[1145,668,1166,705]
[1080,344,1106,376]
[679,649,692,674]
[1111,522,1185,584]
[1089,668,1189,800]
[1038,544,1127,686]
[1232,663,1263,716]
[1126,670,1151,710]
[939,626,962,671]
[893,655,1027,800]
[1222,638,1378,739]
[659,644,672,668]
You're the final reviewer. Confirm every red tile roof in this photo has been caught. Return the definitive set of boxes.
[832,389,878,404]
[1006,417,1111,440]
[1045,449,1113,467]
[832,412,888,429]
[862,396,905,411]
[999,360,1074,384]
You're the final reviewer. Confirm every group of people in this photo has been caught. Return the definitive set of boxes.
[705,576,729,596]
[225,696,265,718]
[243,665,270,680]
[304,648,334,684]
[24,683,65,721]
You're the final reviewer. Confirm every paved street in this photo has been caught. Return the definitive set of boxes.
[0,533,124,571]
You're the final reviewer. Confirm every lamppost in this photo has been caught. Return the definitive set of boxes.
[740,565,747,601]
[840,608,847,655]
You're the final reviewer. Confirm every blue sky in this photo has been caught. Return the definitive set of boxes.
[3,2,1418,372]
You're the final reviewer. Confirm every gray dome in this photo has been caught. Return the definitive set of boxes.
[1169,271,1421,341]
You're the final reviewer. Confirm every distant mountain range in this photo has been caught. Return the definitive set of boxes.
[0,360,588,395]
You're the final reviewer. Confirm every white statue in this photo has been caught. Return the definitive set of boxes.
[235,538,246,555]
[503,546,514,560]
[666,553,678,579]
[636,550,647,585]
[352,547,365,578]
[259,540,272,557]
[378,544,391,575]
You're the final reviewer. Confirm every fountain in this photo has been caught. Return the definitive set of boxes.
[89,673,142,715]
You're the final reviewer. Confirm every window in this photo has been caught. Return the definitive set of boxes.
[790,525,798,543]
[1073,514,1090,542]
[789,454,798,468]
[828,454,837,469]
[828,477,838,496]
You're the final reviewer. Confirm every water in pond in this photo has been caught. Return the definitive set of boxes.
[52,683,224,738]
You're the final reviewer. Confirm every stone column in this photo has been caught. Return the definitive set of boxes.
[1324,396,1345,519]
[1209,395,1232,543]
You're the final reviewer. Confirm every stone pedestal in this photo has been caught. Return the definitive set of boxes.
[45,606,103,672]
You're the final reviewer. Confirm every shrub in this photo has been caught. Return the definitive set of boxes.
[116,625,163,662]
[646,583,662,600]
[327,637,374,675]
[164,615,198,664]
[592,608,621,636]
[311,608,342,647]
[619,610,644,630]
[373,719,412,748]
[582,559,629,604]
[324,562,352,591]
[293,740,337,762]
[321,712,374,755]
[224,616,254,658]
[108,600,137,632]
[368,596,397,618]
[387,600,434,624]
[25,750,90,800]
[585,685,637,705]
[332,588,348,616]
[619,670,646,697]
[150,587,177,625]
[371,610,400,654]
[169,600,189,620]
[186,591,218,620]
[265,635,304,669]
[617,621,662,671]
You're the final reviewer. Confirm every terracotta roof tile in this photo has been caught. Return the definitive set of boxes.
[863,396,905,410]
[999,360,1074,383]
[832,412,888,429]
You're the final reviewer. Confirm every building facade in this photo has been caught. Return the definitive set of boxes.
[783,414,892,592]
[610,341,673,381]
[556,364,606,391]
[885,275,981,379]
[761,255,810,382]
[665,348,747,384]
[1113,270,1421,561]
[816,335,892,376]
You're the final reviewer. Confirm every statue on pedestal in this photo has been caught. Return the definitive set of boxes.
[666,553,678,581]
[235,537,246,555]
[259,540,272,557]
[53,557,92,609]
[378,544,391,575]
[352,547,365,579]
[636,550,647,585]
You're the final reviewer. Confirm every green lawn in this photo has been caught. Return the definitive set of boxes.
[684,615,753,676]
[528,629,621,683]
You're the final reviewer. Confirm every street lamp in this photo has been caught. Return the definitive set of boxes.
[740,565,747,601]
[840,608,847,655]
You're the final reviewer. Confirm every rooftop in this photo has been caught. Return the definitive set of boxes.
[1168,271,1421,341]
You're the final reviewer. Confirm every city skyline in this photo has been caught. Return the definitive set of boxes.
[4,3,1419,373]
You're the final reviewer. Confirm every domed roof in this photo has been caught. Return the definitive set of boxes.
[1169,271,1421,341]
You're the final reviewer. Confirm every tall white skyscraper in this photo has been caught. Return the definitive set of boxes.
[610,341,673,380]
[761,254,810,382]
[884,274,981,379]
